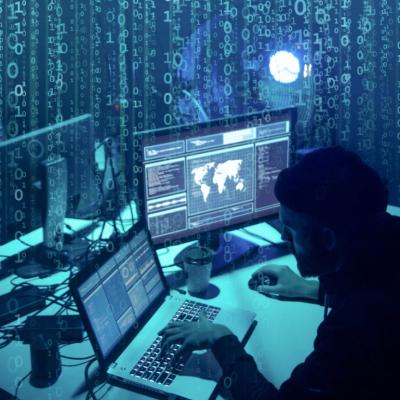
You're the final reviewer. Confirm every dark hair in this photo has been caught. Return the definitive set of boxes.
[274,146,388,229]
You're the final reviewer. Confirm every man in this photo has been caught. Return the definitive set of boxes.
[160,146,400,399]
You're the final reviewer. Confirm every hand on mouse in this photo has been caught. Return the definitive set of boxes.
[249,264,319,300]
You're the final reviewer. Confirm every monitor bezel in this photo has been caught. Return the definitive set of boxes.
[69,221,170,369]
[135,107,297,250]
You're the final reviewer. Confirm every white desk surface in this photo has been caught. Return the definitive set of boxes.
[1,205,399,399]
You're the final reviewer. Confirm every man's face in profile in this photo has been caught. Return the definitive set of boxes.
[279,205,333,277]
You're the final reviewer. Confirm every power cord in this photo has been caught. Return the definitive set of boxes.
[84,357,99,400]
[61,354,95,361]
[62,357,96,368]
[15,237,35,248]
[14,371,31,398]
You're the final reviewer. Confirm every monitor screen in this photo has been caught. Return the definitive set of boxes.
[0,115,97,245]
[138,108,296,247]
[75,228,165,359]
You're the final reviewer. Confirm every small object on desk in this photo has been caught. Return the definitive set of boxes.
[19,315,84,343]
[29,332,62,388]
[16,315,84,388]
[183,246,213,297]
[248,273,278,290]
[0,286,50,326]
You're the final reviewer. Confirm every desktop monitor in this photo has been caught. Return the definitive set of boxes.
[137,108,296,270]
[0,115,98,274]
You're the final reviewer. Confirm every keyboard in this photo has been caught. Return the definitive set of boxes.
[130,299,221,386]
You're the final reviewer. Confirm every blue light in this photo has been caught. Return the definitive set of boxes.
[269,51,301,84]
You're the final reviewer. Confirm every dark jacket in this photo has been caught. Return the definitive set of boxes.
[211,213,400,399]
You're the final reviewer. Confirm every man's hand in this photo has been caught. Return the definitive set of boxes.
[250,264,319,300]
[158,313,233,358]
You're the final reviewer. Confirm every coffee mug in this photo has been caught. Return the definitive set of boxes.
[183,246,213,296]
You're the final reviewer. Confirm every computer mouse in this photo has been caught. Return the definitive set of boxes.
[248,273,278,291]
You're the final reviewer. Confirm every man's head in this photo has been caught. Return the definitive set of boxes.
[274,146,388,277]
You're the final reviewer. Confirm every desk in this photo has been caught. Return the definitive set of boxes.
[0,254,324,400]
[1,205,398,399]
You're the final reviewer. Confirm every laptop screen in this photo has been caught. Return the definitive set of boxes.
[75,229,165,359]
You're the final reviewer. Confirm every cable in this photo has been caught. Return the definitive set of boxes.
[50,281,78,314]
[95,218,107,242]
[15,237,76,269]
[4,292,76,312]
[23,273,77,319]
[0,339,11,349]
[62,357,96,367]
[64,222,79,234]
[14,371,31,398]
[94,382,112,400]
[46,298,77,312]
[61,354,95,361]
[71,220,108,267]
[84,357,98,400]
[16,237,35,248]
[9,275,48,289]
[59,336,89,350]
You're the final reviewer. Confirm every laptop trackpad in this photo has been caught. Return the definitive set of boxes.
[181,349,223,381]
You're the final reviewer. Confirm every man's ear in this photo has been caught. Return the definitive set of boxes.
[321,227,337,252]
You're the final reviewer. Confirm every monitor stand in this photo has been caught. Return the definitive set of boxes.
[15,158,69,279]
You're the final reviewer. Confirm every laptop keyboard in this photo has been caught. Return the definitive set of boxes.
[130,299,221,386]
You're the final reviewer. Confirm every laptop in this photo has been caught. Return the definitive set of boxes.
[70,222,256,400]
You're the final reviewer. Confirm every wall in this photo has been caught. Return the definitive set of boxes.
[0,0,399,204]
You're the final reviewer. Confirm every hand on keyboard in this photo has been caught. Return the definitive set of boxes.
[131,300,230,386]
[159,312,232,358]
